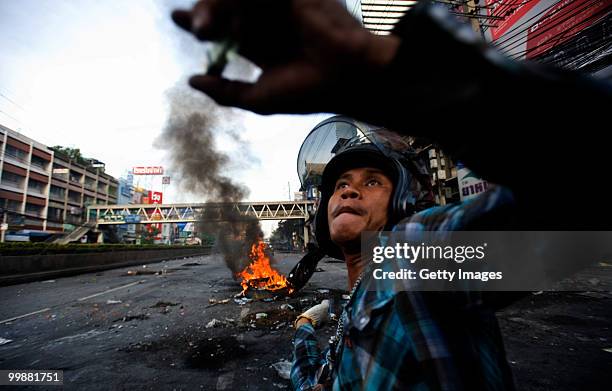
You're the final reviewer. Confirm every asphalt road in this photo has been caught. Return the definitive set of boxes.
[0,254,610,390]
[0,253,347,391]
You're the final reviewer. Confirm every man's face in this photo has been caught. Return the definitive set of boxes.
[327,167,393,250]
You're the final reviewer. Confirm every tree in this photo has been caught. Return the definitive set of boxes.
[141,225,160,244]
[271,220,303,250]
[51,146,99,168]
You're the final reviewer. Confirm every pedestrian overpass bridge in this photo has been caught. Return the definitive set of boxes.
[87,200,315,226]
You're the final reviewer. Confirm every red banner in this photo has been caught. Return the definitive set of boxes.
[147,191,163,240]
[526,0,608,58]
[487,0,541,41]
[148,191,163,204]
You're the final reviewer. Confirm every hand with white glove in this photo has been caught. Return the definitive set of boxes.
[294,300,330,329]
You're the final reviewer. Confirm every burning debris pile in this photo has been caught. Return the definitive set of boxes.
[237,240,291,296]
[158,86,291,294]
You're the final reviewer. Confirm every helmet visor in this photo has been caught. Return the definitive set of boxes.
[297,116,411,188]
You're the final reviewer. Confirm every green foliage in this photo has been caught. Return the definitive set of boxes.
[50,145,98,168]
[270,220,304,250]
[140,225,161,244]
[271,220,302,242]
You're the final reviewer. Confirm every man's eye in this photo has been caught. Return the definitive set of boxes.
[335,182,348,190]
[366,179,381,186]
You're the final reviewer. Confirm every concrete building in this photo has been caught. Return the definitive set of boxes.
[115,174,138,242]
[424,145,459,205]
[0,124,118,241]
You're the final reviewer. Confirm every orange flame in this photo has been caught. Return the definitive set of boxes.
[237,240,290,295]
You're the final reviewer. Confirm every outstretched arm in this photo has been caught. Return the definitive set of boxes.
[172,0,612,216]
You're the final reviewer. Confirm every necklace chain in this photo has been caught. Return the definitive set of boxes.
[328,270,366,363]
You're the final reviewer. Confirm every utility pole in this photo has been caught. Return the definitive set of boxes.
[463,0,482,35]
[1,200,8,243]
[1,215,6,243]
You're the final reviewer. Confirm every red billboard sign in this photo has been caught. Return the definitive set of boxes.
[526,0,609,59]
[133,166,164,175]
[148,191,163,204]
[147,191,163,240]
[487,0,541,41]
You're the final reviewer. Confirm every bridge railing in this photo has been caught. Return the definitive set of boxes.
[87,200,316,225]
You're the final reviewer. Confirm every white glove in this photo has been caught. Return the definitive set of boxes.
[295,300,330,329]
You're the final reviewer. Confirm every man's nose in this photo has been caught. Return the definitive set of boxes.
[340,186,359,199]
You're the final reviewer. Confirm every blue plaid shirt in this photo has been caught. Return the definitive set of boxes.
[291,186,517,390]
[290,0,612,386]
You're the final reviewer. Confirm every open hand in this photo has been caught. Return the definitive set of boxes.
[171,0,400,116]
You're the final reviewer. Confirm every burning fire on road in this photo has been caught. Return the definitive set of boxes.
[236,240,293,296]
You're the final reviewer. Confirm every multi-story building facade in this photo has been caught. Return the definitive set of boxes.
[115,174,137,242]
[0,124,118,240]
[424,146,459,205]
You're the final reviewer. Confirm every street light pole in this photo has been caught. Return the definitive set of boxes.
[463,0,482,35]
[1,199,8,243]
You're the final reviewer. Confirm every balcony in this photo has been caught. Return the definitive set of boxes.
[24,206,45,219]
[46,220,64,230]
[6,214,25,225]
[49,192,65,202]
[5,206,23,215]
[30,160,51,174]
[0,178,25,192]
[49,184,66,200]
[24,217,45,228]
[27,186,47,197]
[67,198,81,206]
[51,166,69,180]
[52,174,68,183]
[27,189,46,198]
[3,150,29,166]
[24,212,45,220]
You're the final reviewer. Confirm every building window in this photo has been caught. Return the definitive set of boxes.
[25,203,43,217]
[84,178,96,190]
[50,185,66,200]
[52,165,69,180]
[1,171,25,189]
[31,155,50,171]
[4,145,29,163]
[68,190,81,204]
[47,207,63,223]
[1,199,22,213]
[69,171,82,184]
[28,179,46,194]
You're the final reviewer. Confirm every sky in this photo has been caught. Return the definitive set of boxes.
[0,0,338,235]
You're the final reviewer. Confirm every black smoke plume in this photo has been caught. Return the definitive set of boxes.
[156,86,262,274]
